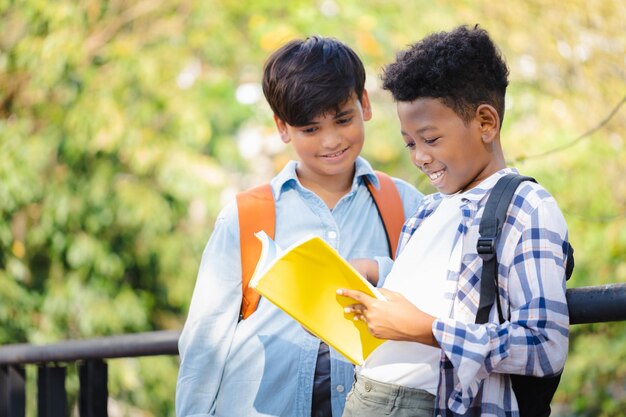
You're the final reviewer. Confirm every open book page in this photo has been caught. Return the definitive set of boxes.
[249,230,282,284]
[249,231,387,365]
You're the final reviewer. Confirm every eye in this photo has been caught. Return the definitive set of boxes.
[337,116,353,125]
[424,137,440,145]
[300,126,318,134]
[404,141,416,149]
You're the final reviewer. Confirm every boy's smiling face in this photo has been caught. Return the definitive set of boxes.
[274,91,372,187]
[397,97,505,194]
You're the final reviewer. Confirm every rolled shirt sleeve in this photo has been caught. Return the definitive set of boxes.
[432,194,569,413]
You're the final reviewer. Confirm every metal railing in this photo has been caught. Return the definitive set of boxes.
[1,284,626,417]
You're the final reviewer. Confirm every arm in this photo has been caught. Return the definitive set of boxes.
[349,257,395,287]
[433,197,569,390]
[349,258,379,286]
[176,203,241,417]
[496,198,570,375]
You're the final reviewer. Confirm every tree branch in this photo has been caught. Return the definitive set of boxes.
[84,0,165,58]
[511,95,626,164]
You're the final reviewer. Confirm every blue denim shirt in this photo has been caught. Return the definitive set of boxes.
[176,157,423,417]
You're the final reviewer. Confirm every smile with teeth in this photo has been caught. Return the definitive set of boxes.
[321,148,348,158]
[428,170,444,181]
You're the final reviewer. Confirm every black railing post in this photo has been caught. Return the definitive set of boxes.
[79,360,108,417]
[0,365,26,417]
[567,283,626,324]
[37,365,66,417]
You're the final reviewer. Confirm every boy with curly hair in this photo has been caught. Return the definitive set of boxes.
[176,36,423,417]
[339,25,570,417]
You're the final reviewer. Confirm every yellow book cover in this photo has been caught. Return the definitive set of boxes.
[249,231,387,365]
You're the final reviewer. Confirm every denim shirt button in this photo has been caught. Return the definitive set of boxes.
[327,230,337,239]
[336,384,344,393]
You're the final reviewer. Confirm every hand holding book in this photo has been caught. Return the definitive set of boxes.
[338,287,439,347]
[249,231,387,365]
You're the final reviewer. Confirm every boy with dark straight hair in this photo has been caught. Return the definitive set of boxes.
[176,36,423,417]
[339,25,570,416]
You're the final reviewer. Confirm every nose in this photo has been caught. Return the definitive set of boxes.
[412,145,432,168]
[320,131,342,150]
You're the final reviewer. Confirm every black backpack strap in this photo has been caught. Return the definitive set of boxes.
[474,173,572,417]
[565,243,575,280]
[475,174,536,324]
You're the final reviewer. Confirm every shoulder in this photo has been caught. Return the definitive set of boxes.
[415,192,442,213]
[212,197,240,236]
[197,197,241,260]
[504,179,568,237]
[510,180,562,218]
[404,192,442,226]
[515,180,557,206]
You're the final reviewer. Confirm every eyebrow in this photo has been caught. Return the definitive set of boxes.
[301,108,356,126]
[333,109,355,119]
[400,125,438,136]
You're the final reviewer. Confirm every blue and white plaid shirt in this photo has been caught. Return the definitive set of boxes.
[397,168,570,417]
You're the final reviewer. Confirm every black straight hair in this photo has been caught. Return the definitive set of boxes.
[262,36,366,126]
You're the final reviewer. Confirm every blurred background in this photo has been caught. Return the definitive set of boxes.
[1,0,625,415]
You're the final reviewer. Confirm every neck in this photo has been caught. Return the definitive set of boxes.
[296,168,354,209]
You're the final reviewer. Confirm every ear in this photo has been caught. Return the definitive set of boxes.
[475,104,500,143]
[360,89,373,122]
[273,115,291,144]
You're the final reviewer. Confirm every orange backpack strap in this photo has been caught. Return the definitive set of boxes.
[236,184,275,320]
[365,171,405,260]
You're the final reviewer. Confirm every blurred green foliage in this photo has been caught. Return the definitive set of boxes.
[1,0,625,416]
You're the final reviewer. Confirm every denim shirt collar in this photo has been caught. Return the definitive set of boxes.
[270,156,378,199]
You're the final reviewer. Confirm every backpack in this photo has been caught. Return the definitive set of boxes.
[475,173,575,417]
[236,171,406,320]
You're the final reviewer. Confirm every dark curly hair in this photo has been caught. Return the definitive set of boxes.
[262,36,366,126]
[382,25,509,125]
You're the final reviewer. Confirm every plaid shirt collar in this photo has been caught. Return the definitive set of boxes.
[399,166,570,416]
[400,167,519,250]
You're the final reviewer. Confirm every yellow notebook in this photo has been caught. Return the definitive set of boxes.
[249,231,387,365]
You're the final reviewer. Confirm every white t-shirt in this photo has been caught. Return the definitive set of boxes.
[359,191,465,394]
